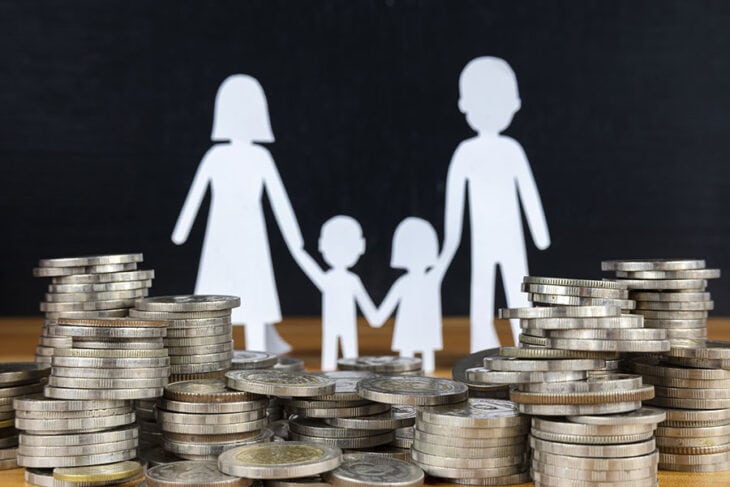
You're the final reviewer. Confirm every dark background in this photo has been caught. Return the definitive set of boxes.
[1,0,728,316]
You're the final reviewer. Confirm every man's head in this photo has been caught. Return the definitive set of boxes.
[458,56,521,135]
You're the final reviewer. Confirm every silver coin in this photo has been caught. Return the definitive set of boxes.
[417,398,525,428]
[230,351,279,369]
[0,382,44,398]
[160,418,267,435]
[631,291,711,302]
[546,328,666,340]
[13,394,126,412]
[217,442,343,479]
[17,448,136,468]
[137,295,241,312]
[170,362,231,375]
[546,337,670,353]
[47,376,168,389]
[324,453,423,487]
[145,460,249,487]
[531,470,656,487]
[289,417,389,439]
[531,449,657,470]
[616,268,720,279]
[169,350,233,365]
[483,357,605,372]
[51,355,170,368]
[465,368,587,384]
[24,468,54,487]
[0,363,50,387]
[38,254,144,269]
[51,366,168,379]
[289,431,395,449]
[226,370,336,397]
[601,259,706,271]
[412,440,525,459]
[523,276,626,290]
[614,278,707,290]
[130,309,232,320]
[527,293,636,309]
[521,283,629,299]
[45,386,163,401]
[517,401,642,416]
[48,279,152,293]
[324,406,416,430]
[412,429,525,449]
[337,356,422,373]
[34,262,138,278]
[16,412,136,433]
[499,305,621,319]
[520,314,643,330]
[18,437,137,457]
[16,405,132,420]
[18,425,138,447]
[157,409,265,425]
[44,309,129,320]
[284,403,390,419]
[72,337,165,350]
[274,357,306,372]
[529,435,656,458]
[51,269,155,284]
[357,377,467,406]
[40,298,138,312]
[44,288,149,303]
[50,325,167,339]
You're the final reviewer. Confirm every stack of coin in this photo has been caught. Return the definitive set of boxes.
[33,254,154,365]
[0,364,50,470]
[131,295,239,382]
[14,395,138,469]
[157,379,271,460]
[146,460,250,487]
[324,452,424,486]
[337,356,422,376]
[625,352,730,471]
[602,259,720,347]
[43,317,169,401]
[529,408,665,486]
[411,398,530,484]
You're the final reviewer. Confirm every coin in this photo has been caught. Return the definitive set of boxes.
[616,268,720,279]
[532,449,657,470]
[226,371,336,397]
[145,460,250,487]
[159,398,268,414]
[274,358,306,372]
[601,259,706,271]
[53,347,168,358]
[517,401,642,416]
[45,386,163,401]
[130,309,232,320]
[483,357,606,372]
[230,351,278,369]
[160,418,267,435]
[413,430,524,449]
[324,406,415,430]
[289,417,388,439]
[523,276,626,289]
[17,448,136,468]
[157,409,265,425]
[50,355,170,368]
[529,435,656,458]
[636,300,714,311]
[499,305,621,319]
[531,428,654,445]
[51,366,168,379]
[511,384,654,405]
[289,431,395,449]
[465,368,587,384]
[324,453,424,487]
[50,325,167,338]
[527,293,635,309]
[18,438,138,457]
[546,337,670,352]
[615,278,707,290]
[284,403,390,419]
[337,356,422,373]
[518,374,643,393]
[413,441,525,459]
[631,291,711,302]
[163,429,273,458]
[48,279,152,293]
[357,377,467,406]
[18,425,138,447]
[24,468,53,487]
[546,328,666,340]
[57,317,168,328]
[137,296,241,312]
[39,254,143,269]
[0,363,50,387]
[521,283,629,299]
[417,398,524,429]
[519,314,642,330]
[531,470,656,487]
[218,442,342,479]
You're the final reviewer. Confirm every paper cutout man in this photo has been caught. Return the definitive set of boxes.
[435,56,551,352]
[171,74,304,354]
[295,215,378,371]
[371,217,444,373]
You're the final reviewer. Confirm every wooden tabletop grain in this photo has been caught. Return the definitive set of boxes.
[1,316,729,487]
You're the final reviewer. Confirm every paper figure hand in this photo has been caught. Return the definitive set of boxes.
[171,229,187,246]
[534,233,551,251]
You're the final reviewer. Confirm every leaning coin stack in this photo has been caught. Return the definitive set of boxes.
[0,364,50,471]
[412,398,530,485]
[131,295,239,382]
[44,317,169,401]
[337,356,423,376]
[602,258,720,347]
[14,395,138,470]
[529,408,665,487]
[157,379,271,460]
[32,254,155,366]
[625,352,730,471]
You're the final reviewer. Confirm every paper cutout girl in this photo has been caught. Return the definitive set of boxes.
[371,217,443,373]
[171,74,304,353]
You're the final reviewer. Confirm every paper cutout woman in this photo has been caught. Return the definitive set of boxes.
[171,74,304,353]
[435,57,551,352]
[371,217,444,373]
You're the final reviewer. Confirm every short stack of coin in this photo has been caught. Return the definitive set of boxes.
[14,395,138,469]
[529,408,665,486]
[131,295,239,382]
[324,452,424,487]
[411,398,530,484]
[146,460,248,487]
[230,350,279,370]
[602,259,720,347]
[44,317,169,401]
[337,356,422,376]
[0,364,50,470]
[157,379,271,460]
[625,352,730,471]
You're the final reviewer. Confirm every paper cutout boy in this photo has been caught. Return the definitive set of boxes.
[435,56,551,352]
[295,215,378,371]
[371,217,443,373]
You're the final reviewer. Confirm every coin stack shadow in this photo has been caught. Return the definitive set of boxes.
[602,259,720,347]
[32,253,155,367]
[130,296,239,383]
[476,276,674,486]
[157,379,272,461]
[0,364,50,471]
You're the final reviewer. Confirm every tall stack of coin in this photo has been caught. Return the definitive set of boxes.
[131,295,239,382]
[14,395,138,470]
[410,398,530,484]
[625,352,730,471]
[529,408,665,486]
[32,253,155,366]
[337,356,422,376]
[0,364,50,471]
[157,379,271,460]
[602,259,720,347]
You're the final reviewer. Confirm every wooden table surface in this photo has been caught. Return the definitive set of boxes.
[1,316,729,487]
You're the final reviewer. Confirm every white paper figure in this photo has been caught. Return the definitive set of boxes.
[371,217,443,373]
[435,56,551,352]
[171,74,305,354]
[294,216,378,371]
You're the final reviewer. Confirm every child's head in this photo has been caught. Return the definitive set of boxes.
[458,56,521,135]
[319,215,365,269]
[211,74,275,143]
[391,217,439,271]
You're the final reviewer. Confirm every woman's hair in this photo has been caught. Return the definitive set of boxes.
[211,74,274,143]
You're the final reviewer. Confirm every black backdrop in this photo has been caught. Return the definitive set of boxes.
[1,0,729,316]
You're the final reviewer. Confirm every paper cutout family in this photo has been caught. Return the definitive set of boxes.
[171,56,550,372]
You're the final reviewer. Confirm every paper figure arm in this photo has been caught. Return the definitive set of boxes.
[262,154,305,252]
[513,143,550,250]
[434,148,468,279]
[293,249,326,292]
[353,277,380,327]
[370,278,403,328]
[171,153,212,245]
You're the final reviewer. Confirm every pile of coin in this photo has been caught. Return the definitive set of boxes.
[602,258,720,347]
[43,317,169,401]
[411,398,530,484]
[337,356,422,376]
[157,379,272,460]
[0,364,50,471]
[14,395,138,469]
[626,353,730,471]
[131,295,239,382]
[529,408,665,486]
[33,253,155,366]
